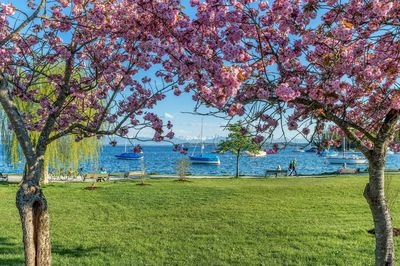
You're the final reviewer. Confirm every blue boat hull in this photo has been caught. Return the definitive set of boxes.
[189,155,220,165]
[115,153,144,160]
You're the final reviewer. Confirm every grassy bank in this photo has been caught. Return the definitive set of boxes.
[1,176,400,265]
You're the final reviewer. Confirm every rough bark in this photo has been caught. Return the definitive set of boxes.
[364,155,394,266]
[42,161,49,185]
[17,163,51,266]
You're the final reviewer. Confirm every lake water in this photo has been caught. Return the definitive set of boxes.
[2,145,400,176]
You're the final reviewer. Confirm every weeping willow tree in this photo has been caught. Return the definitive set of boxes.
[0,65,102,183]
[0,109,102,183]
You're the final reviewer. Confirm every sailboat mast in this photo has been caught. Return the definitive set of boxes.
[342,137,345,157]
[200,119,204,155]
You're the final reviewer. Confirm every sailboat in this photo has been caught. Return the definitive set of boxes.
[294,140,305,153]
[320,149,338,157]
[245,150,267,157]
[189,121,221,165]
[115,142,144,160]
[326,138,367,165]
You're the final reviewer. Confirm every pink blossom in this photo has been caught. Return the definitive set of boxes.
[133,145,143,153]
[166,131,175,139]
[288,120,298,130]
[190,0,200,7]
[258,1,269,11]
[228,103,244,116]
[1,4,15,16]
[276,83,300,102]
[252,135,264,144]
[302,127,310,135]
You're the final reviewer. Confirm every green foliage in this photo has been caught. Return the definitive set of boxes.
[0,176,398,265]
[218,123,261,177]
[218,123,260,155]
[176,158,190,180]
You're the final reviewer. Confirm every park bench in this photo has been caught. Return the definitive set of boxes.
[83,173,109,182]
[123,171,146,179]
[0,173,8,182]
[265,169,288,178]
[337,168,359,174]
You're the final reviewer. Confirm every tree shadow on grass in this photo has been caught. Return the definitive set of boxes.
[52,244,101,258]
[0,237,24,265]
[0,238,102,264]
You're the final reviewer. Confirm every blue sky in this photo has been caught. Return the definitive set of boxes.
[151,91,232,139]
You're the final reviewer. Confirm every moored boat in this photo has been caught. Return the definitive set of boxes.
[321,149,338,157]
[327,138,367,164]
[245,150,267,157]
[115,143,144,160]
[189,120,221,165]
[115,153,144,160]
[189,154,220,164]
[387,150,395,155]
[305,147,318,153]
[327,156,367,164]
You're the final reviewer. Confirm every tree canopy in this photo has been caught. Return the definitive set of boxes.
[218,123,260,178]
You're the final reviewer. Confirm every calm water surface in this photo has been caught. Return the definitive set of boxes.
[1,145,400,176]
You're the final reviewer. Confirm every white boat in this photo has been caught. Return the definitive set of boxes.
[245,150,267,157]
[387,150,395,155]
[321,149,338,157]
[293,141,305,152]
[327,138,368,165]
[327,156,368,164]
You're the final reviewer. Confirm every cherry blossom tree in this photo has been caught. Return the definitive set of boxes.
[181,0,400,264]
[0,0,188,264]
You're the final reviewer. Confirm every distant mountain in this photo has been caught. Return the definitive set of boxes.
[101,135,224,146]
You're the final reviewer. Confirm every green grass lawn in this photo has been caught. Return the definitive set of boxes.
[0,176,399,265]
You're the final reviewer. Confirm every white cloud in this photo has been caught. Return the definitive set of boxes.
[164,112,174,119]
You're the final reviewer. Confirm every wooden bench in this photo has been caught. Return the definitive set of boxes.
[83,173,109,182]
[123,171,146,179]
[338,168,359,174]
[265,169,287,177]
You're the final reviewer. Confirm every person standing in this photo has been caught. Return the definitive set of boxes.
[292,159,298,176]
[288,160,293,176]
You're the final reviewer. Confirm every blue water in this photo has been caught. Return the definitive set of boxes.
[1,145,400,176]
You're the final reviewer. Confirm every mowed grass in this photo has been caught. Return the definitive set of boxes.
[1,176,400,265]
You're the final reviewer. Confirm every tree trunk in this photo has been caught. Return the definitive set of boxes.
[364,156,394,266]
[235,152,240,178]
[17,163,51,266]
[42,163,49,185]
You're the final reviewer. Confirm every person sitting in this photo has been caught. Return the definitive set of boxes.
[100,167,107,174]
[0,173,8,181]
